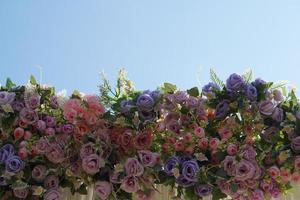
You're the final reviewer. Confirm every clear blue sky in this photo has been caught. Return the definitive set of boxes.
[1,1,300,94]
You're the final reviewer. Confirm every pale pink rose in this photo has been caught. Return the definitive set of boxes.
[291,172,300,183]
[295,157,300,169]
[46,143,65,164]
[84,95,105,116]
[134,130,153,150]
[94,181,112,200]
[218,128,232,140]
[198,138,209,150]
[227,144,238,155]
[24,131,32,140]
[18,148,28,160]
[268,166,280,178]
[125,158,144,176]
[84,112,98,125]
[280,168,291,183]
[14,127,24,140]
[138,150,159,167]
[82,154,104,175]
[209,138,220,150]
[194,126,205,138]
[121,176,139,193]
[32,165,47,182]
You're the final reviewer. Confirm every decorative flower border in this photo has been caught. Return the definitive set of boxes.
[1,69,300,200]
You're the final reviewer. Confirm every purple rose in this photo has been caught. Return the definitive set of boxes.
[165,119,181,134]
[13,186,29,199]
[138,110,156,121]
[252,78,266,87]
[5,155,24,173]
[185,96,199,108]
[61,124,74,134]
[35,138,50,154]
[194,184,213,197]
[215,100,230,118]
[44,175,59,189]
[121,176,139,193]
[25,94,40,109]
[120,100,135,114]
[149,90,161,100]
[80,142,96,159]
[32,165,47,182]
[241,146,257,160]
[234,160,256,181]
[125,158,144,177]
[45,128,56,136]
[271,108,284,122]
[138,150,159,167]
[19,108,38,124]
[110,171,124,184]
[262,127,279,143]
[226,73,245,92]
[136,93,154,112]
[43,188,62,200]
[94,181,112,200]
[0,144,15,164]
[35,120,47,132]
[44,116,56,127]
[258,100,275,116]
[164,156,179,175]
[0,91,15,105]
[0,176,7,186]
[181,160,200,182]
[222,156,237,176]
[46,143,65,164]
[175,175,194,187]
[173,91,188,104]
[82,154,104,175]
[291,136,300,153]
[202,82,220,97]
[273,89,284,102]
[12,100,25,112]
[246,84,257,101]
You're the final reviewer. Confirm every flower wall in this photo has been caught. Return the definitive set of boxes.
[1,70,300,200]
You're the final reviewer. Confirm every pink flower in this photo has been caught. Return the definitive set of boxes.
[18,148,28,160]
[24,131,32,140]
[80,142,96,159]
[138,150,159,167]
[174,141,184,151]
[295,157,300,169]
[268,166,280,178]
[46,143,65,164]
[14,127,24,140]
[291,172,300,183]
[13,187,29,199]
[125,158,144,176]
[118,130,133,151]
[194,126,205,138]
[82,154,104,175]
[270,187,281,198]
[280,168,291,183]
[94,181,112,200]
[209,138,220,150]
[227,144,238,155]
[251,189,264,200]
[136,190,155,200]
[198,138,209,150]
[134,130,153,150]
[44,175,59,189]
[84,95,105,116]
[121,176,139,193]
[32,165,47,182]
[218,128,232,140]
[35,138,50,154]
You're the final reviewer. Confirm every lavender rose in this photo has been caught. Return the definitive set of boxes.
[5,155,24,173]
[258,100,275,116]
[252,78,266,87]
[120,100,135,114]
[194,184,213,197]
[120,176,139,193]
[136,93,155,112]
[202,82,220,97]
[226,73,245,92]
[50,96,59,109]
[94,181,112,200]
[138,150,159,167]
[80,142,96,159]
[43,188,62,200]
[82,154,104,175]
[175,175,194,187]
[0,144,15,164]
[242,146,257,161]
[19,108,38,124]
[222,156,237,176]
[262,127,279,143]
[272,108,284,122]
[46,143,65,164]
[44,175,59,189]
[25,94,40,109]
[216,100,230,118]
[13,187,29,199]
[182,160,200,182]
[125,158,144,177]
[12,100,25,112]
[35,120,47,132]
[138,110,156,121]
[44,116,56,127]
[32,165,47,182]
[234,160,256,181]
[246,84,257,101]
[173,91,188,104]
[61,124,74,134]
[35,138,50,154]
[0,91,15,105]
[291,136,300,153]
[164,156,179,175]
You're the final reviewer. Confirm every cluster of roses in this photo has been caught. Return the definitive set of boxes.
[2,71,300,200]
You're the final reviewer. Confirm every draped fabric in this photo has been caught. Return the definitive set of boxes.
[62,184,300,200]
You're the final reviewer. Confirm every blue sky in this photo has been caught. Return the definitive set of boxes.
[1,1,300,95]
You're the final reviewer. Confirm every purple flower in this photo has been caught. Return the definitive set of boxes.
[13,187,29,199]
[120,176,139,193]
[164,156,179,175]
[43,188,62,200]
[61,124,74,134]
[19,108,38,124]
[82,154,104,175]
[120,100,135,114]
[173,91,188,104]
[25,94,40,109]
[138,150,159,167]
[5,155,25,173]
[215,100,230,118]
[35,138,50,154]
[176,175,194,187]
[80,142,96,159]
[234,160,256,181]
[139,110,156,121]
[12,100,25,112]
[0,91,15,105]
[94,181,112,200]
[246,84,257,101]
[273,89,284,102]
[165,119,181,134]
[0,144,15,164]
[271,108,284,122]
[291,136,300,153]
[46,143,65,164]
[185,96,199,108]
[222,156,237,176]
[262,127,279,143]
[125,158,144,177]
[32,165,47,182]
[44,116,56,127]
[110,171,124,184]
[241,146,257,161]
[194,184,213,197]
[50,96,59,109]
[202,82,220,96]
[252,78,266,87]
[44,175,59,189]
[0,176,7,186]
[35,120,47,132]
[149,90,161,100]
[258,100,275,116]
[136,93,155,112]
[182,160,200,182]
[226,73,245,92]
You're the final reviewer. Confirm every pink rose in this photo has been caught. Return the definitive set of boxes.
[295,157,300,169]
[268,166,280,178]
[35,138,50,154]
[18,148,28,160]
[138,150,159,167]
[134,130,153,150]
[280,168,291,183]
[121,176,139,193]
[209,138,219,150]
[251,189,264,200]
[44,175,59,189]
[13,187,29,199]
[94,181,112,200]
[198,138,208,150]
[136,190,155,200]
[291,172,300,182]
[82,154,104,175]
[14,127,24,140]
[46,143,65,164]
[227,144,238,155]
[218,128,232,140]
[43,188,62,200]
[194,126,205,138]
[32,165,47,182]
[80,142,96,159]
[24,131,32,140]
[125,158,144,176]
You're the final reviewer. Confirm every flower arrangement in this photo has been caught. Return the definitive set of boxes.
[1,70,300,200]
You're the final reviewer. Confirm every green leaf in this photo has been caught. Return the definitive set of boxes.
[243,69,252,83]
[77,184,88,195]
[212,187,227,200]
[187,87,199,97]
[162,82,177,94]
[271,80,289,90]
[215,168,228,179]
[231,183,238,193]
[30,75,38,85]
[210,69,225,88]
[6,78,16,89]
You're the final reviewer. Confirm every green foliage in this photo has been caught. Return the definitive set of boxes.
[242,69,253,83]
[210,69,225,88]
[29,75,38,85]
[212,187,227,200]
[187,87,199,97]
[6,78,16,89]
[161,82,177,94]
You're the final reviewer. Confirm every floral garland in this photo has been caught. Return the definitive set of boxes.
[1,70,300,200]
